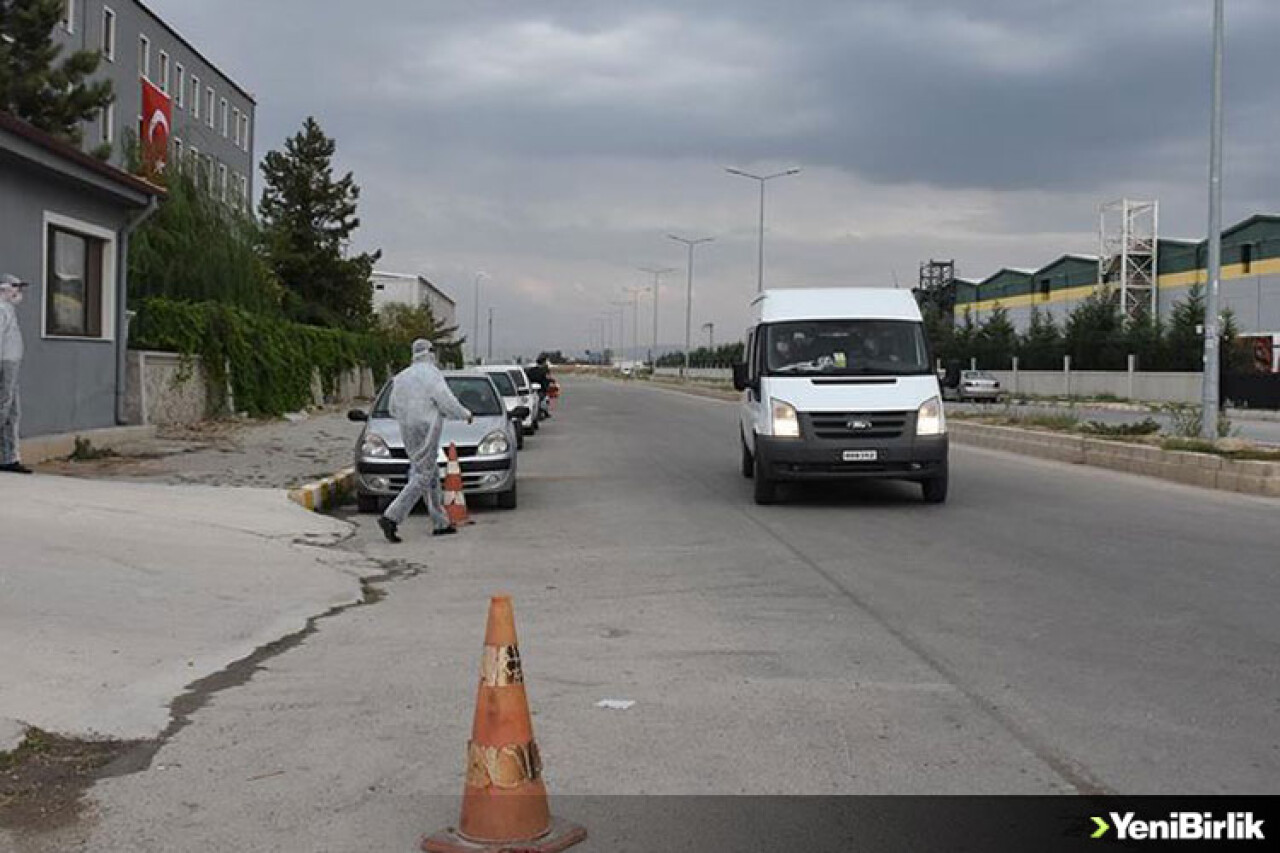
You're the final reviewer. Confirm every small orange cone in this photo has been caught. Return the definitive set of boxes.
[443,443,473,526]
[422,597,586,853]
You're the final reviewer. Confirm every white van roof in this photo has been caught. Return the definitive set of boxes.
[751,288,923,324]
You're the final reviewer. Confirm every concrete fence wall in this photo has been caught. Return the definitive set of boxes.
[654,367,733,381]
[988,368,1203,404]
[125,351,377,427]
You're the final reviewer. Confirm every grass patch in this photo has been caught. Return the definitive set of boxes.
[1080,418,1162,437]
[68,437,117,461]
[1160,438,1280,462]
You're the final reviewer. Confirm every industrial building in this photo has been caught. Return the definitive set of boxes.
[371,272,458,328]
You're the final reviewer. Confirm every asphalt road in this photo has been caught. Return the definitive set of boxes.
[29,377,1280,851]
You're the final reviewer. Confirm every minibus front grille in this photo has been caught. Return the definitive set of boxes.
[807,411,908,440]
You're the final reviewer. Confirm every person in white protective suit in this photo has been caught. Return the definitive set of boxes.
[378,339,472,543]
[0,274,31,474]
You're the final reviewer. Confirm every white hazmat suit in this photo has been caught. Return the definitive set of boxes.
[0,276,27,470]
[382,340,471,530]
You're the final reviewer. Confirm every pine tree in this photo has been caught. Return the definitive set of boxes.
[1064,288,1125,370]
[259,117,381,329]
[1165,285,1206,371]
[975,305,1017,369]
[0,0,114,144]
[1019,306,1064,370]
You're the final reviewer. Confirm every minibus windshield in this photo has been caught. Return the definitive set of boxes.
[765,320,931,376]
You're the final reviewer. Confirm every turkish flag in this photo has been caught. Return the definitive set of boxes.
[140,77,172,177]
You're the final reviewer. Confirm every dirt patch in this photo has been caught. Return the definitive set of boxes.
[0,730,142,833]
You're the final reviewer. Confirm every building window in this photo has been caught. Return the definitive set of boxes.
[1242,243,1254,274]
[187,146,200,183]
[232,107,241,147]
[175,64,185,108]
[62,0,76,33]
[191,76,200,119]
[44,218,114,340]
[217,163,228,202]
[173,137,183,168]
[241,114,251,152]
[206,87,215,128]
[1040,278,1051,298]
[220,98,229,137]
[99,102,114,145]
[158,51,170,94]
[138,35,150,80]
[101,7,115,60]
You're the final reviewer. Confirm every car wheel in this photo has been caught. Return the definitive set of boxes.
[740,432,754,479]
[753,446,777,505]
[356,493,382,514]
[921,473,948,504]
[497,482,518,510]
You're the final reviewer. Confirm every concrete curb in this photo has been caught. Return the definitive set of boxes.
[22,425,157,465]
[288,467,356,512]
[950,422,1280,498]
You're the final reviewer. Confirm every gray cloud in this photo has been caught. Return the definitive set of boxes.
[148,0,1280,357]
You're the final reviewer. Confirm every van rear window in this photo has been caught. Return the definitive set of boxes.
[765,320,930,376]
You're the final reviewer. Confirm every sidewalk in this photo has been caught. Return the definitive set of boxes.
[0,473,364,747]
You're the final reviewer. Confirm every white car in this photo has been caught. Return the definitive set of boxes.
[733,288,949,505]
[478,365,531,449]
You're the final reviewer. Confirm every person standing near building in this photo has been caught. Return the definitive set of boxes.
[378,339,472,543]
[0,274,31,475]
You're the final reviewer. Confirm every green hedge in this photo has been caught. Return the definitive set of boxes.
[132,298,403,416]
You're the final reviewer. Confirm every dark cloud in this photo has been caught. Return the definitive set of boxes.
[146,0,1280,355]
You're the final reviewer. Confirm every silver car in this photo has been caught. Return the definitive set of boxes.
[954,370,1004,402]
[348,371,526,513]
[478,365,533,446]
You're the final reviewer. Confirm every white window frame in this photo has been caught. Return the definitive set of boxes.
[41,212,118,343]
[191,75,200,119]
[242,114,251,152]
[174,64,185,108]
[217,163,228,202]
[62,0,76,33]
[101,7,115,61]
[206,87,215,128]
[138,34,151,80]
[173,137,183,169]
[99,102,114,145]
[220,98,229,137]
[158,51,170,94]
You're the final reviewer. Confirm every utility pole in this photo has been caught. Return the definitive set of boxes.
[1201,0,1225,438]
[703,322,715,351]
[639,266,676,366]
[624,286,647,367]
[609,301,629,363]
[487,307,494,363]
[471,272,488,365]
[725,167,801,293]
[668,234,714,379]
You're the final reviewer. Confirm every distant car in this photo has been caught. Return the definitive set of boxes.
[949,370,1004,403]
[477,366,529,449]
[348,371,526,513]
[505,367,540,433]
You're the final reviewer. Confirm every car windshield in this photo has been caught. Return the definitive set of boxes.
[507,370,530,392]
[369,376,504,418]
[486,371,516,396]
[765,320,930,376]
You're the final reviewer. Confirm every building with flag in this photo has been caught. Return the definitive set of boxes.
[53,0,256,208]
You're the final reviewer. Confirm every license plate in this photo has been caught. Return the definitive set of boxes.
[843,450,878,462]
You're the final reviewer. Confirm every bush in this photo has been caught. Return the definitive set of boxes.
[1080,418,1161,437]
[132,298,403,416]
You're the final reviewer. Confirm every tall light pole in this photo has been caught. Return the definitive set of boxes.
[639,266,676,365]
[624,285,647,367]
[471,271,488,365]
[668,234,714,379]
[725,167,801,293]
[703,322,715,351]
[610,300,629,363]
[1201,0,1225,439]
[487,307,495,363]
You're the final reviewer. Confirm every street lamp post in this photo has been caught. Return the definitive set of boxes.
[703,322,715,351]
[725,167,801,293]
[610,301,628,365]
[471,272,488,365]
[1201,0,1225,439]
[487,307,494,363]
[639,266,676,366]
[624,285,647,368]
[668,234,715,379]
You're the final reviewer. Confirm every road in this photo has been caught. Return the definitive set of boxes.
[22,377,1280,851]
[951,400,1280,445]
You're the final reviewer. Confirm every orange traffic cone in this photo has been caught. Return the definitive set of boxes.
[422,597,586,853]
[443,443,473,526]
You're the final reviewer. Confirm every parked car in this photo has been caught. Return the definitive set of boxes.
[477,366,529,449]
[505,367,541,433]
[733,288,949,504]
[349,371,526,513]
[948,370,1004,403]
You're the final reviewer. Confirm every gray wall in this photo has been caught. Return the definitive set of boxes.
[0,156,138,436]
[55,0,256,203]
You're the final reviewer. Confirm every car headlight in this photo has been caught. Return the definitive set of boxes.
[771,399,801,439]
[917,396,946,436]
[361,433,392,458]
[477,431,510,456]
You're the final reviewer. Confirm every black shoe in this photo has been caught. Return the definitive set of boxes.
[0,462,33,475]
[433,526,458,537]
[377,516,402,543]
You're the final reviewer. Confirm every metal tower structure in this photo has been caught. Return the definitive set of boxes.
[915,259,957,317]
[1099,199,1159,321]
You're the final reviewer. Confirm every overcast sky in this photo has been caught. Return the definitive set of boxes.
[149,0,1280,359]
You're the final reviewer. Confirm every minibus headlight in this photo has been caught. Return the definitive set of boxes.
[917,396,946,436]
[771,399,801,439]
